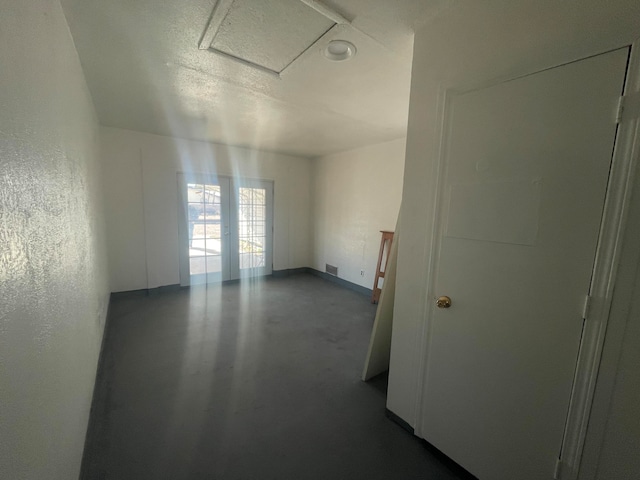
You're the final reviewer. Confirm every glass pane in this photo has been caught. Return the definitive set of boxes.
[188,202,205,220]
[203,222,221,239]
[187,184,205,203]
[189,223,205,241]
[252,189,265,203]
[206,255,221,274]
[238,221,248,238]
[239,253,250,269]
[189,256,206,275]
[239,251,265,269]
[238,221,265,236]
[189,237,207,257]
[238,187,252,205]
[204,237,221,256]
[203,184,220,203]
[203,203,220,223]
[189,204,205,251]
[254,252,265,268]
[252,237,264,249]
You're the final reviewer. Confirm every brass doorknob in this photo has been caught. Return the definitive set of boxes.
[436,296,452,309]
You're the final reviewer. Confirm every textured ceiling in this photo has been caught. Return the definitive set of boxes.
[61,0,453,157]
[211,0,335,73]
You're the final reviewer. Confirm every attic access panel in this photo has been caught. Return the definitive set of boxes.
[199,0,349,76]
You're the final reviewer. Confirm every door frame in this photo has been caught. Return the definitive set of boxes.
[177,173,274,286]
[411,42,640,480]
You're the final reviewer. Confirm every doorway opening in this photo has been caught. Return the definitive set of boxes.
[178,174,273,285]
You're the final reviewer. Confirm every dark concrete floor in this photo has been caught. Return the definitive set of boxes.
[81,273,468,480]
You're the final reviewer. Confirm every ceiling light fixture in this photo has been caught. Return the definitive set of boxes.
[323,40,356,62]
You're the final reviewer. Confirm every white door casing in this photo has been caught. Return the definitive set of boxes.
[574,42,640,480]
[415,48,630,480]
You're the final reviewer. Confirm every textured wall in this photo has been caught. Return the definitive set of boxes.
[0,1,110,479]
[311,138,405,289]
[100,126,312,292]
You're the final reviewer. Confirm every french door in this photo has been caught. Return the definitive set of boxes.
[178,174,273,285]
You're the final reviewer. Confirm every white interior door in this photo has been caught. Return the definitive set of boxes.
[420,48,629,480]
[178,175,273,285]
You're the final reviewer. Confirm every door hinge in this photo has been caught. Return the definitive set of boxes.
[582,294,592,320]
[616,95,625,123]
[616,93,640,124]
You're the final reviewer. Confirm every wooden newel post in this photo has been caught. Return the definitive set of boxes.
[372,230,394,304]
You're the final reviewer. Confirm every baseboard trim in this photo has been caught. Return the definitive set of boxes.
[272,267,309,278]
[306,268,373,297]
[79,294,113,479]
[110,271,372,298]
[111,283,181,298]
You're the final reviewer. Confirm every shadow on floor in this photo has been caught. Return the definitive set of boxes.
[81,273,472,480]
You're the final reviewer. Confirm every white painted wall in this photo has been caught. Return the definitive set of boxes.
[311,138,405,289]
[388,0,640,475]
[101,127,312,292]
[0,2,110,479]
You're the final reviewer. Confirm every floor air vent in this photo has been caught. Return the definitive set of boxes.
[325,264,338,276]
